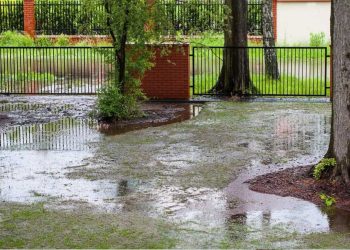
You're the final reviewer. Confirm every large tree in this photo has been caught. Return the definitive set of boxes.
[213,0,251,96]
[326,0,350,185]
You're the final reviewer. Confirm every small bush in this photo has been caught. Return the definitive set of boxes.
[0,31,35,47]
[313,158,336,180]
[320,193,336,207]
[54,35,70,47]
[309,32,326,47]
[96,84,142,121]
[35,37,54,47]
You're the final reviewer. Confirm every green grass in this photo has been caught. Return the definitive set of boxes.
[0,203,177,249]
[1,72,56,82]
[0,72,57,92]
[193,73,330,96]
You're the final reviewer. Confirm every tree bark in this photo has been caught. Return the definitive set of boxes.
[331,0,350,184]
[325,0,335,159]
[104,0,129,93]
[262,0,279,80]
[214,0,251,96]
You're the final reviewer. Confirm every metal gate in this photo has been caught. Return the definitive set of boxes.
[0,46,112,95]
[191,46,330,97]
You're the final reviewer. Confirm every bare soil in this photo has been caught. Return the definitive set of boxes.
[248,165,350,211]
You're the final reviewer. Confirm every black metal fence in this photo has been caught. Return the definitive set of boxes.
[162,0,262,35]
[0,0,24,32]
[191,46,330,96]
[35,0,107,35]
[0,46,113,95]
[0,0,263,36]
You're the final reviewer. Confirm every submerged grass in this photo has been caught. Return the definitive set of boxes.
[1,202,349,249]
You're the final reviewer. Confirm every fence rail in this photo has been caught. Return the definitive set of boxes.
[192,46,330,96]
[0,46,113,95]
[0,0,263,36]
[0,0,24,32]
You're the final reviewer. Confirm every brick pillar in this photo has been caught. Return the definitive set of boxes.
[272,0,277,41]
[141,44,190,100]
[23,0,35,37]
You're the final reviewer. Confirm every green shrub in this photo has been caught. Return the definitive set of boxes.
[320,193,336,207]
[0,31,35,47]
[313,158,336,180]
[35,37,54,47]
[310,32,327,47]
[96,84,142,121]
[54,35,70,47]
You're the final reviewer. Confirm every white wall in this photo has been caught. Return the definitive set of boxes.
[277,2,331,44]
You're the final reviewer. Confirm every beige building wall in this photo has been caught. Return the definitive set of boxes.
[277,2,331,44]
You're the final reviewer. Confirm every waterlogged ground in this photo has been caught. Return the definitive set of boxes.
[0,97,350,248]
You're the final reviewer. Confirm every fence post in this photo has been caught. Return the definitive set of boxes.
[23,0,35,37]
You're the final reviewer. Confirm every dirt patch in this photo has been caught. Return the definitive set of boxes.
[98,103,201,135]
[0,114,11,127]
[248,165,350,211]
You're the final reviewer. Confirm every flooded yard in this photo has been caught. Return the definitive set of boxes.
[0,96,349,248]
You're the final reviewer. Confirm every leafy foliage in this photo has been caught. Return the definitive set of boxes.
[96,85,142,121]
[309,32,327,47]
[313,158,337,180]
[34,37,54,47]
[319,193,336,207]
[0,31,34,46]
[82,0,170,120]
[54,35,70,47]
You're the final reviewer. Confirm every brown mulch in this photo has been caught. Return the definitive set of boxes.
[248,165,350,211]
[98,103,198,135]
[0,114,11,127]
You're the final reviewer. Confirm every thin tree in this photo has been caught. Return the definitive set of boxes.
[81,0,169,94]
[213,0,251,96]
[80,0,171,120]
[262,0,279,79]
[326,0,350,185]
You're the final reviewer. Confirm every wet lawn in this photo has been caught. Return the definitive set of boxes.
[0,97,349,248]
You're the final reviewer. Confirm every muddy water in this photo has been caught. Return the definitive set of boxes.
[0,99,350,247]
[0,101,202,211]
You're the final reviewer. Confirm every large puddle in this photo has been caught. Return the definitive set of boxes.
[0,98,349,247]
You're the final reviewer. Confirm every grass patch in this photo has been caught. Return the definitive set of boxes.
[192,73,330,96]
[0,203,177,249]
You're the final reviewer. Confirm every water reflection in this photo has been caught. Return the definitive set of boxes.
[0,103,202,150]
[0,103,73,113]
[273,113,330,152]
[0,118,98,151]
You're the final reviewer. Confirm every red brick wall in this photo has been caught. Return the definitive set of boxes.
[273,0,278,41]
[23,0,35,37]
[141,44,190,100]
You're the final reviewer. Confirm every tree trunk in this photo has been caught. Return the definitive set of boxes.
[214,0,251,96]
[330,0,350,184]
[104,0,129,93]
[325,0,335,159]
[262,0,279,80]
